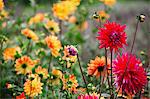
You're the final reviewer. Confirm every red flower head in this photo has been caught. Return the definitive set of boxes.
[97,22,127,52]
[16,92,26,99]
[113,53,147,96]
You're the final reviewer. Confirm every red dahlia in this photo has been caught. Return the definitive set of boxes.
[97,22,127,52]
[113,53,147,96]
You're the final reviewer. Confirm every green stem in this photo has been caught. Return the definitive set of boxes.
[48,53,52,72]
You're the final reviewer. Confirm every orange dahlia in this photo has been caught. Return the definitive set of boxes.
[98,10,110,22]
[88,56,110,78]
[29,13,45,25]
[62,45,78,68]
[3,47,21,61]
[44,20,60,35]
[62,74,78,93]
[21,28,39,41]
[0,0,4,11]
[45,35,62,57]
[24,75,43,97]
[35,66,48,79]
[15,56,36,75]
[100,0,116,7]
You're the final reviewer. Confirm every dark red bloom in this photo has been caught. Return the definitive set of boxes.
[16,92,26,99]
[113,53,147,96]
[97,22,127,52]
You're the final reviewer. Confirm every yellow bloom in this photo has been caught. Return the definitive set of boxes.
[49,69,62,85]
[3,47,21,61]
[45,20,60,35]
[52,1,78,20]
[15,56,37,75]
[0,10,9,20]
[0,0,4,11]
[21,28,39,41]
[100,0,116,7]
[62,0,80,6]
[45,35,61,57]
[35,66,48,79]
[24,76,43,97]
[62,74,78,93]
[98,10,110,22]
[62,45,77,68]
[29,13,45,25]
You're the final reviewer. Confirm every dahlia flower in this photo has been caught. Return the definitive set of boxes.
[29,13,45,25]
[15,56,37,75]
[24,75,43,97]
[88,56,110,78]
[113,53,147,96]
[78,93,100,99]
[16,92,26,99]
[62,74,78,93]
[45,35,62,57]
[35,66,48,79]
[100,0,116,7]
[0,0,4,11]
[21,28,39,41]
[3,47,21,61]
[62,45,78,68]
[97,22,127,52]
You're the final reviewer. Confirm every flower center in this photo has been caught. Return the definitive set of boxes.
[98,66,104,72]
[50,27,54,31]
[68,47,77,56]
[39,74,43,78]
[109,32,120,44]
[22,64,27,69]
[67,81,73,88]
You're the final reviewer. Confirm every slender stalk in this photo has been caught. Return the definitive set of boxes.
[99,72,102,98]
[59,20,62,39]
[116,19,140,97]
[48,53,52,72]
[130,20,139,53]
[77,54,89,94]
[110,50,113,87]
[26,39,31,54]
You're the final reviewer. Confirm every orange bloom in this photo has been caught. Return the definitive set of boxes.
[21,28,39,41]
[0,0,4,11]
[62,45,78,68]
[29,13,45,25]
[45,35,61,57]
[52,1,79,20]
[62,74,78,93]
[100,0,116,7]
[98,10,110,22]
[88,56,110,78]
[24,76,43,97]
[68,16,77,23]
[3,47,21,61]
[15,56,37,75]
[44,20,60,35]
[35,66,48,79]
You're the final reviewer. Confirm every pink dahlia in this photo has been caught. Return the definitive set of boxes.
[78,93,99,99]
[97,22,127,52]
[113,53,147,96]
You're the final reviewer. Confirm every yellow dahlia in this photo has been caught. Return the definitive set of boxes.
[62,0,80,6]
[15,56,37,75]
[35,66,48,79]
[62,74,78,93]
[29,13,45,25]
[100,0,116,7]
[88,56,110,78]
[0,10,9,20]
[21,28,39,41]
[24,76,43,97]
[0,0,4,11]
[62,45,78,68]
[44,20,60,35]
[49,69,63,85]
[45,35,61,57]
[52,1,78,20]
[3,47,21,61]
